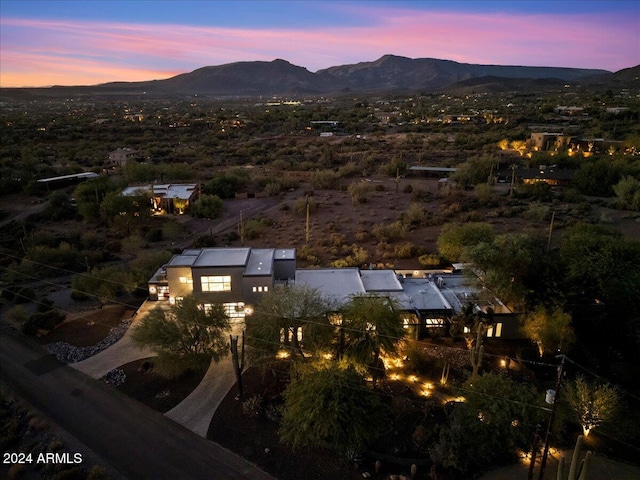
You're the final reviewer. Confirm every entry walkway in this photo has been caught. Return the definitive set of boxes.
[71,300,242,438]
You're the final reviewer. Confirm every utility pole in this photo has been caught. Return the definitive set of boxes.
[538,355,566,480]
[509,163,516,197]
[229,331,246,401]
[527,424,542,480]
[305,195,310,244]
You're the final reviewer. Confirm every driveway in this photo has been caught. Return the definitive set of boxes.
[0,325,275,480]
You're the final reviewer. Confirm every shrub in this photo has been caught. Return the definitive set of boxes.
[312,170,340,190]
[418,253,443,268]
[194,234,217,248]
[191,194,224,219]
[71,290,89,301]
[329,245,368,267]
[347,181,371,204]
[402,203,429,227]
[22,309,65,335]
[393,242,422,259]
[372,221,406,242]
[293,197,318,215]
[524,204,551,222]
[264,182,282,196]
[297,244,319,264]
[242,394,263,417]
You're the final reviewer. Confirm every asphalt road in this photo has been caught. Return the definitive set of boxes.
[0,325,275,480]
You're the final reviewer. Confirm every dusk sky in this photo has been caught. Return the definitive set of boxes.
[1,0,639,87]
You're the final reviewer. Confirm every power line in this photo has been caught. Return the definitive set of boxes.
[564,356,640,404]
[0,266,145,312]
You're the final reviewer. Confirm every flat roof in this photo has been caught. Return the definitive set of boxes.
[37,172,99,183]
[275,248,296,260]
[167,254,199,267]
[295,268,365,305]
[121,183,198,200]
[121,185,151,196]
[360,270,403,292]
[245,249,274,276]
[409,166,457,172]
[152,183,198,199]
[193,248,251,268]
[400,279,453,311]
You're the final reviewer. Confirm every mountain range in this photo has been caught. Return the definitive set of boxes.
[6,55,640,98]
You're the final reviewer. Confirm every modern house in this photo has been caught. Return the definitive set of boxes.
[121,183,199,214]
[147,247,519,339]
[148,248,296,319]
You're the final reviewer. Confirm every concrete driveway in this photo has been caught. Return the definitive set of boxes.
[72,300,243,438]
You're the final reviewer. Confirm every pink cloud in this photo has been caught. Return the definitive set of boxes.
[1,7,637,87]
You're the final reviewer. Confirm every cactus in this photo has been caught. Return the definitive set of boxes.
[470,343,484,380]
[440,362,451,386]
[568,435,584,480]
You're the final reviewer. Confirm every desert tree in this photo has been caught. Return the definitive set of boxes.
[279,362,390,459]
[431,372,541,475]
[191,194,224,219]
[245,284,334,362]
[337,294,405,385]
[564,375,620,437]
[437,222,494,262]
[131,295,230,377]
[521,306,575,357]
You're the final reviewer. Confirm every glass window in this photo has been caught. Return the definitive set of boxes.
[201,275,231,292]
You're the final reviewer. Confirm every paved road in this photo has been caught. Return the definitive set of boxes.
[0,325,275,480]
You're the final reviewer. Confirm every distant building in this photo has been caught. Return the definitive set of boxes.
[108,148,139,167]
[530,132,572,151]
[121,183,199,214]
[37,172,100,189]
[496,165,575,187]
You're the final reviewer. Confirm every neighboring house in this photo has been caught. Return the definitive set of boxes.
[147,247,518,339]
[108,148,139,167]
[495,165,575,187]
[530,132,572,152]
[407,166,457,178]
[121,183,199,214]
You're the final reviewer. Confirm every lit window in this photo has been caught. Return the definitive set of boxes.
[201,275,231,292]
[179,276,193,284]
[495,323,503,337]
[252,286,257,292]
[203,302,246,318]
[425,318,444,327]
[264,286,269,292]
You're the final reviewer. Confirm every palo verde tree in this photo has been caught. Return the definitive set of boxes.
[279,361,390,459]
[564,375,620,437]
[521,306,575,357]
[245,284,334,361]
[131,295,230,378]
[337,294,405,386]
